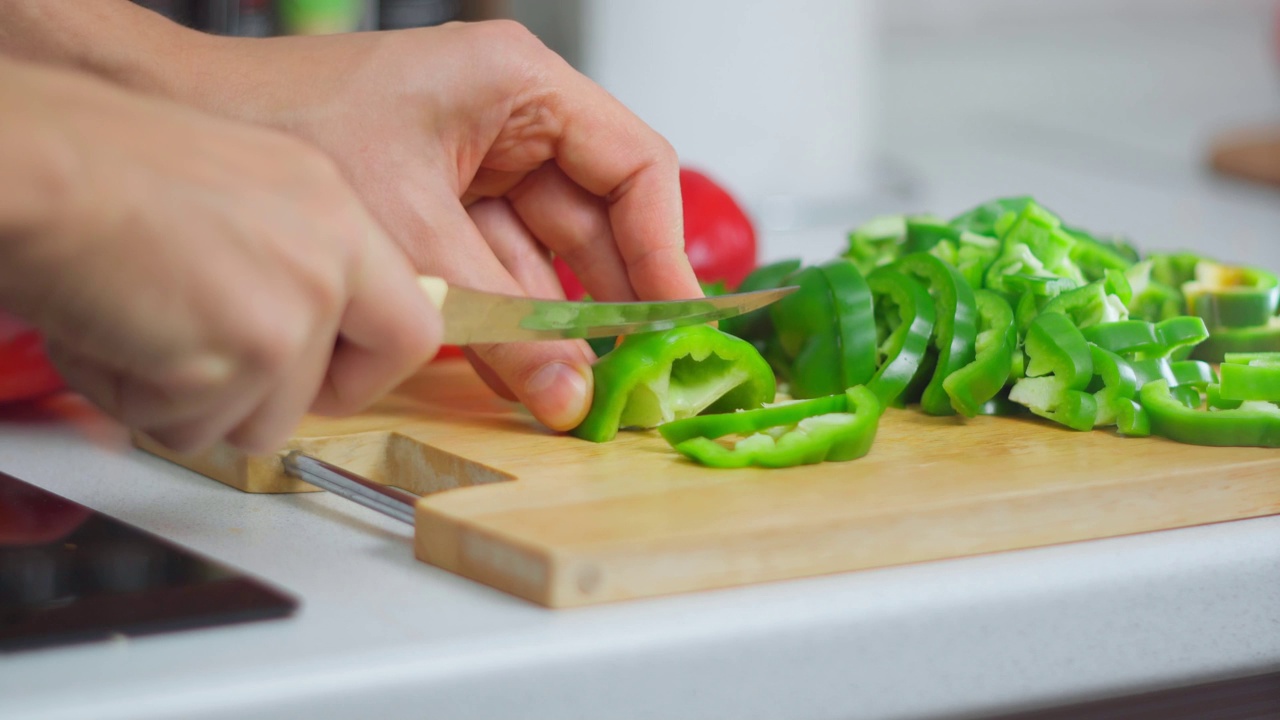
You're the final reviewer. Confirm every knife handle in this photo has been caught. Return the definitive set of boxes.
[417,275,449,310]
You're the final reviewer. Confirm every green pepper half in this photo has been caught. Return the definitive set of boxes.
[572,325,776,443]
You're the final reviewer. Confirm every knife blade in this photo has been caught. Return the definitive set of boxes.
[417,276,795,345]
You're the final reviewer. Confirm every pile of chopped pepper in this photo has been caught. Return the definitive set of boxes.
[571,196,1280,468]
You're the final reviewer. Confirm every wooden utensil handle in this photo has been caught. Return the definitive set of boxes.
[418,276,449,310]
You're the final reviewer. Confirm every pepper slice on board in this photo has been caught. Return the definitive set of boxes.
[719,258,803,347]
[1192,318,1280,363]
[1039,280,1128,329]
[865,268,936,407]
[1182,261,1280,329]
[1141,379,1280,448]
[1009,312,1096,431]
[1087,345,1139,426]
[894,252,978,416]
[1218,353,1280,402]
[819,259,878,391]
[572,325,776,443]
[944,290,1016,418]
[769,266,843,399]
[658,385,882,469]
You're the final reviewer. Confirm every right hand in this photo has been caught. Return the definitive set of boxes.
[0,59,442,454]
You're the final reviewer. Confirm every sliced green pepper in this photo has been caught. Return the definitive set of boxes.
[770,266,842,399]
[1129,357,1176,389]
[1081,320,1162,356]
[572,325,776,443]
[1206,383,1243,410]
[1191,318,1280,363]
[1168,360,1216,389]
[1068,229,1136,282]
[820,259,878,391]
[1182,261,1280,329]
[1150,316,1209,359]
[1141,379,1280,447]
[905,216,958,254]
[1125,260,1185,322]
[658,385,881,468]
[844,215,906,276]
[949,196,1034,236]
[1114,398,1151,437]
[1040,280,1128,329]
[866,268,936,407]
[1023,312,1093,390]
[944,290,1015,417]
[719,258,803,345]
[894,252,978,416]
[1218,355,1280,402]
[1009,312,1096,431]
[1087,345,1139,426]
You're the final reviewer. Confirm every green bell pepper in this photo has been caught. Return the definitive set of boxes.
[1087,345,1139,426]
[1039,280,1129,329]
[866,268,936,407]
[770,266,843,399]
[1150,316,1209,359]
[1182,261,1280,329]
[572,325,776,443]
[905,216,958,255]
[1125,260,1185,322]
[1113,398,1151,437]
[944,290,1016,417]
[1218,353,1280,402]
[821,259,879,391]
[1081,320,1163,356]
[1141,379,1280,448]
[1009,312,1096,431]
[1168,360,1216,389]
[949,196,1034,236]
[894,252,979,416]
[658,385,882,468]
[1191,318,1280,363]
[719,258,803,345]
[844,215,906,276]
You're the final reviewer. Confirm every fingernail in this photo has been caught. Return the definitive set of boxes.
[525,362,591,431]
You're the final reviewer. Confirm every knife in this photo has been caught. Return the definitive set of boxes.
[417,276,795,345]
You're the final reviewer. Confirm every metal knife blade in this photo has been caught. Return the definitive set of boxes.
[418,277,796,345]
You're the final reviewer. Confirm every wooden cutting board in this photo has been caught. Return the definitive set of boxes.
[136,360,1280,608]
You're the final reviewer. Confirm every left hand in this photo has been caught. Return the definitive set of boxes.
[162,21,704,431]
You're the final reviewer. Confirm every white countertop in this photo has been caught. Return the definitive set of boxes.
[4,5,1280,720]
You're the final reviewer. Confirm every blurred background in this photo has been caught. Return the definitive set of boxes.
[133,0,1280,268]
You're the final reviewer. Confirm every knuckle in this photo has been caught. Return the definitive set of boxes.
[233,310,308,378]
[476,19,542,50]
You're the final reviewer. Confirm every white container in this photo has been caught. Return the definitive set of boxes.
[577,0,879,221]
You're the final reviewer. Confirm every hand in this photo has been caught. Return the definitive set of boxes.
[0,59,441,453]
[168,20,704,430]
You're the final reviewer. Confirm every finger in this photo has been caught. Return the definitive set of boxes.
[544,68,703,301]
[415,187,594,431]
[467,196,564,301]
[461,347,516,402]
[504,163,637,302]
[311,228,443,418]
[47,343,266,454]
[223,314,339,454]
